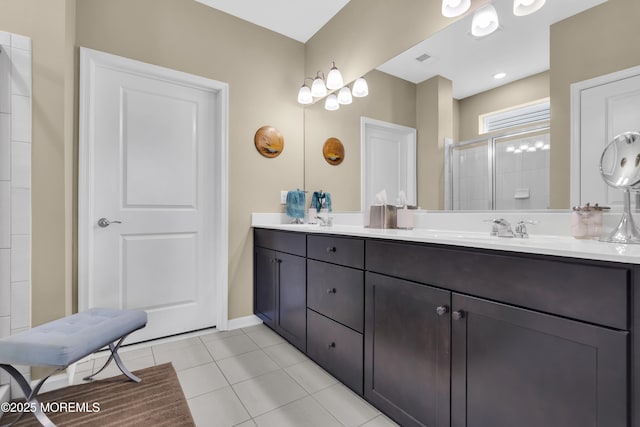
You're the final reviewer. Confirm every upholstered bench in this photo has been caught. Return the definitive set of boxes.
[0,308,147,427]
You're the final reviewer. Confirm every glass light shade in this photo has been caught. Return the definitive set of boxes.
[326,63,344,90]
[311,76,327,98]
[297,84,313,104]
[442,0,471,18]
[338,86,352,105]
[325,93,340,111]
[352,77,369,97]
[513,0,546,16]
[472,4,499,37]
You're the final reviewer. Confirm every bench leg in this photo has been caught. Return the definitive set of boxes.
[83,333,141,383]
[0,364,60,427]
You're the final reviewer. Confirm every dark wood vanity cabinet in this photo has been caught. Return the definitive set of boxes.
[306,235,365,394]
[365,272,451,427]
[254,229,306,352]
[451,294,627,427]
[254,228,635,427]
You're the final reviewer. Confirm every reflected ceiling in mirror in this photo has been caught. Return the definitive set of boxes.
[377,0,606,99]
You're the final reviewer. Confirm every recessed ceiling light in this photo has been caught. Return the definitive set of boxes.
[493,72,507,79]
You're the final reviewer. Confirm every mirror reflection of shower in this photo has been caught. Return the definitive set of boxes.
[447,127,550,210]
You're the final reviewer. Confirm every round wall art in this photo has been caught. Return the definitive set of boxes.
[254,126,284,158]
[323,137,345,165]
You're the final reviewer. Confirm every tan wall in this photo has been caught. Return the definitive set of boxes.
[417,76,454,210]
[550,0,640,208]
[304,70,416,211]
[0,0,75,326]
[457,71,549,142]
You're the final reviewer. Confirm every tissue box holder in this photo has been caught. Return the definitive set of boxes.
[368,205,397,229]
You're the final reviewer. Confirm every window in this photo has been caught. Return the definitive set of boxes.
[480,99,550,134]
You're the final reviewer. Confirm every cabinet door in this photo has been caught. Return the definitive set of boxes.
[254,247,276,328]
[451,293,628,427]
[276,251,306,352]
[365,272,451,427]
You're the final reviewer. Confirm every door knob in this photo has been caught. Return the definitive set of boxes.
[97,218,122,228]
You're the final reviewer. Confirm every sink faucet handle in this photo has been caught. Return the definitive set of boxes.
[484,218,513,237]
[515,219,538,238]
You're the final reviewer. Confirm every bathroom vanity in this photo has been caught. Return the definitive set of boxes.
[253,223,638,427]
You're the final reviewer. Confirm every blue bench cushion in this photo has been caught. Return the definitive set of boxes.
[0,308,147,368]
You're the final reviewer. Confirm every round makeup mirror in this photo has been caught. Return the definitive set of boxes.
[599,131,640,243]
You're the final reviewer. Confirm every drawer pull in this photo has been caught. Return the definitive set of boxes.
[328,342,336,349]
[436,305,449,316]
[326,246,337,253]
[452,310,465,320]
[327,288,337,294]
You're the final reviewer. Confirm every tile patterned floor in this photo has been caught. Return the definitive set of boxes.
[72,324,399,427]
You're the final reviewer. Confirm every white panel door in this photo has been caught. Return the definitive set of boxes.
[80,48,228,343]
[361,118,417,210]
[575,70,640,208]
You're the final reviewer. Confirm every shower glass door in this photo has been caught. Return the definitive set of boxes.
[447,126,550,210]
[450,139,492,210]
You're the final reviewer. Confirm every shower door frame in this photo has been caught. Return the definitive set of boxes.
[446,124,550,210]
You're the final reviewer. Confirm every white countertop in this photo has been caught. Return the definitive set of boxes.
[252,213,640,264]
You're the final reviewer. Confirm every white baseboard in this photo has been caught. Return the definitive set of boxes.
[226,315,262,330]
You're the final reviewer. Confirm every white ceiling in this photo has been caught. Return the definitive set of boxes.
[193,0,351,43]
[377,0,608,99]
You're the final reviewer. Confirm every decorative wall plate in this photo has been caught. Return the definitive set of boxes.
[254,126,284,158]
[323,137,344,165]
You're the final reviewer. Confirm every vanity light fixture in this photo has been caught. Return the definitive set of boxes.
[326,62,344,90]
[519,143,529,150]
[542,143,550,150]
[513,0,546,16]
[296,62,368,110]
[338,86,353,105]
[514,148,522,154]
[472,4,499,37]
[311,71,327,98]
[325,93,340,111]
[506,146,515,152]
[534,140,545,149]
[352,77,369,97]
[297,78,313,105]
[441,0,471,18]
[527,146,536,152]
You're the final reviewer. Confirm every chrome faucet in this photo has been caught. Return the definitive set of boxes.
[316,216,333,227]
[485,218,514,237]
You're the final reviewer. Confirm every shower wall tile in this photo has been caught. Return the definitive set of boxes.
[10,95,30,142]
[10,47,31,96]
[0,32,10,46]
[0,250,9,317]
[0,45,10,114]
[10,34,31,51]
[10,235,29,283]
[0,315,9,339]
[11,188,29,235]
[11,142,30,188]
[0,182,9,248]
[0,113,10,181]
[10,281,30,330]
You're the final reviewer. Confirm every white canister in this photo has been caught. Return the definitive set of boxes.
[396,207,414,229]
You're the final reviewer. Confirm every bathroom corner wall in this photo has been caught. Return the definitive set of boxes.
[0,31,33,398]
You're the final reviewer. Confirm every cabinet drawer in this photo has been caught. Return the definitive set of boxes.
[308,260,364,332]
[307,235,364,268]
[307,309,363,395]
[366,239,630,330]
[254,228,306,256]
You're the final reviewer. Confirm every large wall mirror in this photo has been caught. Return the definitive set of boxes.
[303,0,625,212]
